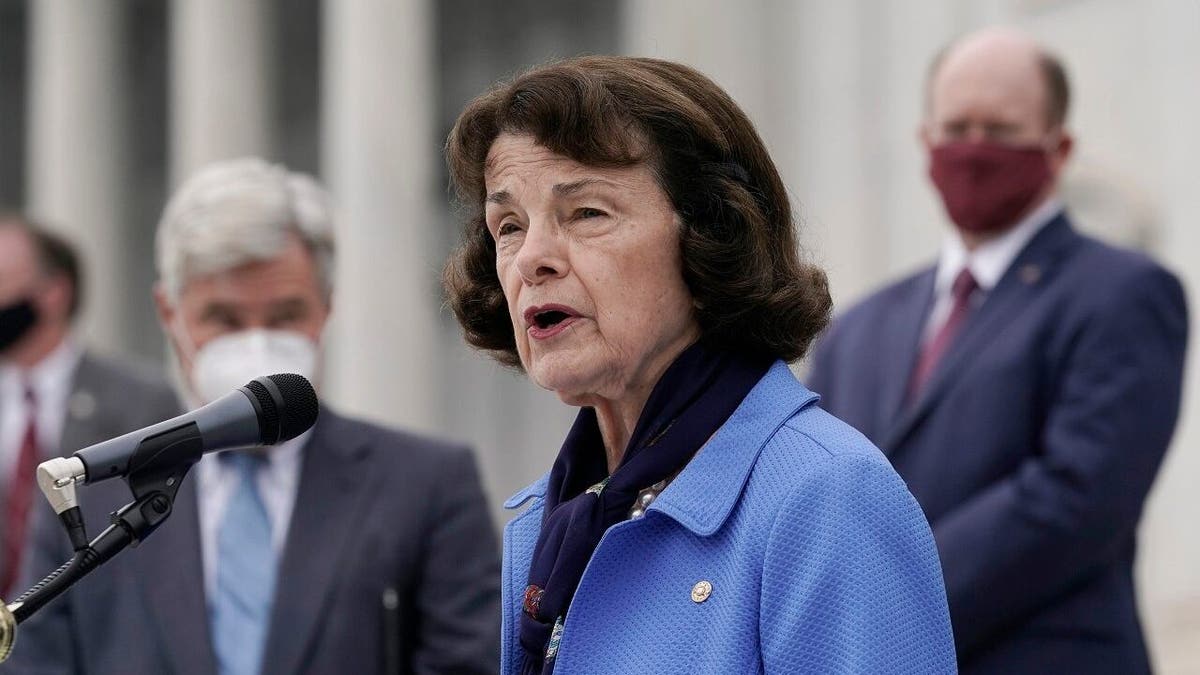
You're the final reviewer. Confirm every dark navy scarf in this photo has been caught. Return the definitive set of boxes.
[519,341,770,674]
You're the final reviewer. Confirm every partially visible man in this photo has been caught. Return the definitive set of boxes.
[808,28,1188,674]
[8,159,501,675]
[0,215,178,601]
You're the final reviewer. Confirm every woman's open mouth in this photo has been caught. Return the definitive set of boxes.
[525,304,582,340]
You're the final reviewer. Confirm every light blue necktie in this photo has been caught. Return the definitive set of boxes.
[211,452,276,675]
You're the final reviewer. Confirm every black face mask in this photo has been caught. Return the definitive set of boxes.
[0,298,38,353]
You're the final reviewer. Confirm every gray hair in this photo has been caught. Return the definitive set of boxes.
[156,157,336,302]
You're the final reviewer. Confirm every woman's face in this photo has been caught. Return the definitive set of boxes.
[484,133,700,406]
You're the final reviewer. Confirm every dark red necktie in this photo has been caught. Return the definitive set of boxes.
[3,384,39,597]
[907,268,979,402]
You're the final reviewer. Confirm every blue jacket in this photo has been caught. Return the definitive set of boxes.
[808,214,1189,673]
[501,361,956,674]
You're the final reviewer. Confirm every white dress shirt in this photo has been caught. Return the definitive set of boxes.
[196,429,312,598]
[0,337,83,485]
[922,197,1065,344]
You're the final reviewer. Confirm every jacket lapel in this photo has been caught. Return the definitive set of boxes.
[881,215,1079,452]
[60,355,116,456]
[874,271,936,448]
[136,476,218,675]
[260,410,373,675]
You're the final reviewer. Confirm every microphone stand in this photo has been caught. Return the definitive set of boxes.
[0,423,206,661]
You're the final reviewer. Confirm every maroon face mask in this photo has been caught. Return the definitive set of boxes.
[928,141,1052,235]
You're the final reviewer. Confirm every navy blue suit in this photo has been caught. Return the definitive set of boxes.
[808,213,1188,674]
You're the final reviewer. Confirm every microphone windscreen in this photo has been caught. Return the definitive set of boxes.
[243,374,320,444]
[269,373,320,441]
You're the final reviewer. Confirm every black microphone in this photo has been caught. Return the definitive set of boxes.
[7,375,319,639]
[74,373,319,484]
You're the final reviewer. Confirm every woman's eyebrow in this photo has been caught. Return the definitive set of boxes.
[485,190,512,205]
[553,178,619,197]
[486,178,620,205]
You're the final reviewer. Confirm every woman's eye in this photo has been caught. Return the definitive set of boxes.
[575,207,606,219]
[497,221,522,237]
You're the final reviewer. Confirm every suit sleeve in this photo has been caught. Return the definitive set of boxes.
[760,453,956,674]
[931,265,1189,654]
[410,446,501,675]
[2,504,82,674]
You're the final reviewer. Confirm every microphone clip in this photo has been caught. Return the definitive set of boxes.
[117,421,205,546]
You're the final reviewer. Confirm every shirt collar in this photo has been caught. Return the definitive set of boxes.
[935,196,1065,295]
[270,428,311,466]
[0,335,82,396]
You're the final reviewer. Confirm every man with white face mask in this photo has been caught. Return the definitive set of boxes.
[808,28,1188,674]
[9,158,501,675]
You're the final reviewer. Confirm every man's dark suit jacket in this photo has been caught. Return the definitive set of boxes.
[808,213,1188,674]
[6,407,501,675]
[0,351,180,596]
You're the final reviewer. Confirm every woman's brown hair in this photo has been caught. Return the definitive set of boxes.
[444,56,831,367]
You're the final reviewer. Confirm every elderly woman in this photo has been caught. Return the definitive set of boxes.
[445,57,956,674]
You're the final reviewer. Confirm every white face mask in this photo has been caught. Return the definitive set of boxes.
[188,329,319,405]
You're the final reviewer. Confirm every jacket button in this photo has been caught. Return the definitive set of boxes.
[691,580,713,603]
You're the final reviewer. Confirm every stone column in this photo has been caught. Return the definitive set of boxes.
[621,0,775,130]
[618,0,914,307]
[169,0,274,185]
[26,1,128,353]
[320,0,440,433]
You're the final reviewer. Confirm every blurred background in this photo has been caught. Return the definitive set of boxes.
[0,0,1196,670]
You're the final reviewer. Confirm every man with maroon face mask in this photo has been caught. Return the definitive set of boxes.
[809,27,1189,674]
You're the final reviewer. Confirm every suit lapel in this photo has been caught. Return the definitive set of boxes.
[261,411,374,675]
[882,216,1079,452]
[136,475,218,675]
[60,355,113,456]
[874,270,936,449]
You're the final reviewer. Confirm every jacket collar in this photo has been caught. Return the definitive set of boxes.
[504,472,550,510]
[503,360,818,536]
[651,360,817,535]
